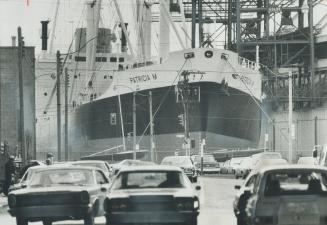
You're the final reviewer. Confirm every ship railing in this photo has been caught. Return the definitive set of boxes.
[238,56,259,71]
[81,145,125,158]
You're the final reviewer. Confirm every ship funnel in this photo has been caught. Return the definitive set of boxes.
[120,23,128,53]
[11,36,16,47]
[41,21,49,51]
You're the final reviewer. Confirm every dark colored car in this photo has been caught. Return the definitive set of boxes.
[245,165,327,225]
[8,165,110,225]
[191,155,220,174]
[104,165,200,225]
[161,156,198,182]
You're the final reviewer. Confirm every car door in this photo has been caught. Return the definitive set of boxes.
[95,170,110,215]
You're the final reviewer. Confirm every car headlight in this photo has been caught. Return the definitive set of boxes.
[80,191,90,204]
[176,198,198,211]
[8,194,16,207]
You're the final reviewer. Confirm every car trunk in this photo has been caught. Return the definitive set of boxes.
[256,195,326,225]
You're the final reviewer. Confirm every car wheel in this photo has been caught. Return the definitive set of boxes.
[84,214,95,225]
[43,220,52,225]
[16,217,28,225]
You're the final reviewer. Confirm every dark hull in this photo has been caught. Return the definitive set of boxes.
[70,82,261,161]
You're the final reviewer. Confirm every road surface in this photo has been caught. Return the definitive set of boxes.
[0,176,242,225]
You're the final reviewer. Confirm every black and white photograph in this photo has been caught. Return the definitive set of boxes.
[1,0,327,224]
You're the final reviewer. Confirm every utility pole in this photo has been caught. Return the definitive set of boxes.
[288,71,293,163]
[149,91,155,162]
[191,0,196,48]
[56,51,62,161]
[64,67,69,161]
[133,92,136,160]
[18,27,26,166]
[309,0,315,102]
[178,71,191,156]
[198,0,203,47]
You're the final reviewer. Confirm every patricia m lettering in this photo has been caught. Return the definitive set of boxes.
[129,73,158,84]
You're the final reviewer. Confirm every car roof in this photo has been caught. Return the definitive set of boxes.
[118,165,183,172]
[29,165,101,172]
[258,164,327,174]
[70,160,106,164]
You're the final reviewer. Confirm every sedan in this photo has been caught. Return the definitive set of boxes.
[245,165,327,225]
[8,165,110,225]
[161,156,198,182]
[104,165,200,225]
[69,160,112,179]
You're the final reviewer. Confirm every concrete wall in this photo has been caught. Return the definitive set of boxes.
[259,102,327,162]
[0,47,36,160]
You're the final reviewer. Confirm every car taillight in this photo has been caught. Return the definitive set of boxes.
[254,216,273,225]
[176,198,199,211]
[8,194,16,207]
[80,191,90,204]
[107,200,129,212]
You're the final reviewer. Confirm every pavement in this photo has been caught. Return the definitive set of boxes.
[0,194,7,208]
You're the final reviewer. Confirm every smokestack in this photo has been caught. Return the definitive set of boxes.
[120,23,128,53]
[11,36,16,47]
[41,21,49,51]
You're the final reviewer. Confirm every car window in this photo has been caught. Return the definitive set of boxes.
[112,171,186,189]
[95,170,108,184]
[29,169,94,187]
[264,170,327,196]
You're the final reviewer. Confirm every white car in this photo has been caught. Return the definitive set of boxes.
[297,156,316,165]
[245,165,327,225]
[234,157,252,179]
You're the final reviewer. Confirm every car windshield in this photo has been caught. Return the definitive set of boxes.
[264,170,327,196]
[112,171,186,189]
[161,157,192,167]
[29,169,94,187]
[72,162,107,171]
[193,155,216,163]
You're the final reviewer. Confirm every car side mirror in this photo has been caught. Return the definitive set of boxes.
[234,185,241,190]
[101,187,107,192]
[21,183,27,188]
[195,185,201,190]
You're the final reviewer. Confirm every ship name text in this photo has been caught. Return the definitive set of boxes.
[129,73,158,84]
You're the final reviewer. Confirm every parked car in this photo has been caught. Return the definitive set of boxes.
[69,160,112,178]
[8,165,110,225]
[297,156,315,165]
[161,156,197,182]
[104,165,200,225]
[191,154,220,174]
[230,157,247,174]
[245,165,327,225]
[220,160,231,174]
[234,157,252,179]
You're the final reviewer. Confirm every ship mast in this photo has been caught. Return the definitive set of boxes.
[84,0,102,93]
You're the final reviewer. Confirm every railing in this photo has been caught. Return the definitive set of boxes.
[238,56,259,71]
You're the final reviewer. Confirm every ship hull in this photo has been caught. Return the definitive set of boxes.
[70,81,261,162]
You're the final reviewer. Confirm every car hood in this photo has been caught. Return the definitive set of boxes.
[10,185,97,195]
[109,188,197,199]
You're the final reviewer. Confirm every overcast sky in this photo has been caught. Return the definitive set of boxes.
[0,0,327,56]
